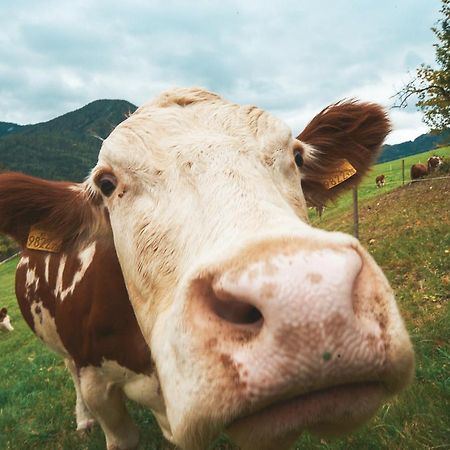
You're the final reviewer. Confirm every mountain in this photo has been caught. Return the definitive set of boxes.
[378,130,450,163]
[0,122,23,138]
[0,99,137,181]
[0,100,448,182]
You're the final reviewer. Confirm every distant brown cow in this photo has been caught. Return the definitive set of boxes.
[411,163,428,180]
[427,155,443,173]
[375,174,385,187]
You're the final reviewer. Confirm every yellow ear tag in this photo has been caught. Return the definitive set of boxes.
[26,225,62,253]
[319,159,357,190]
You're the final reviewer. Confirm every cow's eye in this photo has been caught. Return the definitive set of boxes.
[96,173,117,197]
[294,150,304,168]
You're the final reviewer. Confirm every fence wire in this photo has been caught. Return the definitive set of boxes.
[359,175,450,189]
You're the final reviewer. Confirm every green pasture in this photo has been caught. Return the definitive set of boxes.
[310,146,450,222]
[0,158,449,449]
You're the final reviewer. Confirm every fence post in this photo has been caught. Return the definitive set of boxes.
[402,159,405,185]
[352,186,359,239]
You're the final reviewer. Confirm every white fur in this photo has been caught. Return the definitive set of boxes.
[30,301,68,355]
[0,314,13,331]
[54,243,96,301]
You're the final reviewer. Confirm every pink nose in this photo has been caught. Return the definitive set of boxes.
[209,247,362,331]
[189,241,387,397]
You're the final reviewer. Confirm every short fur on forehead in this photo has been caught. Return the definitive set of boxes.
[297,100,391,207]
[100,87,291,170]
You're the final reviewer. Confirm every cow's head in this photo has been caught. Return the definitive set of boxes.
[0,88,414,450]
[0,307,14,332]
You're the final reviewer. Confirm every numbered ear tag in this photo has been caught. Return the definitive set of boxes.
[319,159,357,189]
[27,225,62,253]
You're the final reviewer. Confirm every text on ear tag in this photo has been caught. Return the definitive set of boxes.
[319,159,357,190]
[27,225,62,253]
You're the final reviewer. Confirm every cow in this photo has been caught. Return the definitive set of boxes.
[0,307,14,331]
[410,163,428,180]
[427,155,443,173]
[0,88,414,450]
[375,174,385,187]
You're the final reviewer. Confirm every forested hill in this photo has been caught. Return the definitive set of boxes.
[0,99,448,181]
[377,130,449,163]
[0,99,137,181]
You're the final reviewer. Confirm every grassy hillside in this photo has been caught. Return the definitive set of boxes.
[0,173,449,449]
[310,145,450,222]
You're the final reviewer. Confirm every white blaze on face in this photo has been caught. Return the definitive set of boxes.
[54,242,96,301]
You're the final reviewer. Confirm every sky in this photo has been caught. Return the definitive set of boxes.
[0,0,442,144]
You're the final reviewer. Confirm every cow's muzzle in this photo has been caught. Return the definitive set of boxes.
[186,236,414,443]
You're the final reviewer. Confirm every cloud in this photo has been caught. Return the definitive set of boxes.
[0,0,442,143]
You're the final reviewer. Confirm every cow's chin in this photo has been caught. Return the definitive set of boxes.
[226,382,385,450]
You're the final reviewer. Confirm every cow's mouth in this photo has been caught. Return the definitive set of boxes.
[227,382,385,445]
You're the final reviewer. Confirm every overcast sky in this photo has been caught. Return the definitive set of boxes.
[0,0,442,144]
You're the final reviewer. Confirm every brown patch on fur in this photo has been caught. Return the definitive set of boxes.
[261,283,276,300]
[263,154,276,167]
[220,354,247,391]
[297,100,391,207]
[230,329,256,344]
[206,338,218,349]
[307,273,323,284]
[14,242,152,375]
[323,313,347,339]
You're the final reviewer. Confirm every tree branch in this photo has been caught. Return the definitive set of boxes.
[392,79,450,109]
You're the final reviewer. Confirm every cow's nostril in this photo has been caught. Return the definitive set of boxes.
[189,277,264,328]
[211,298,263,325]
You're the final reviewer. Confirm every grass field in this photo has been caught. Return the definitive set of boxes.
[310,146,450,221]
[0,157,449,449]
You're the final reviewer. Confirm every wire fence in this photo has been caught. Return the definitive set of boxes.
[315,171,449,238]
[0,252,19,266]
[357,175,450,189]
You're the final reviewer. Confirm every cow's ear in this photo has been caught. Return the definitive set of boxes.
[0,308,6,315]
[0,172,109,249]
[296,100,391,207]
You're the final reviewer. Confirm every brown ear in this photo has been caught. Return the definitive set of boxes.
[0,172,107,249]
[297,100,391,207]
[0,308,6,319]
